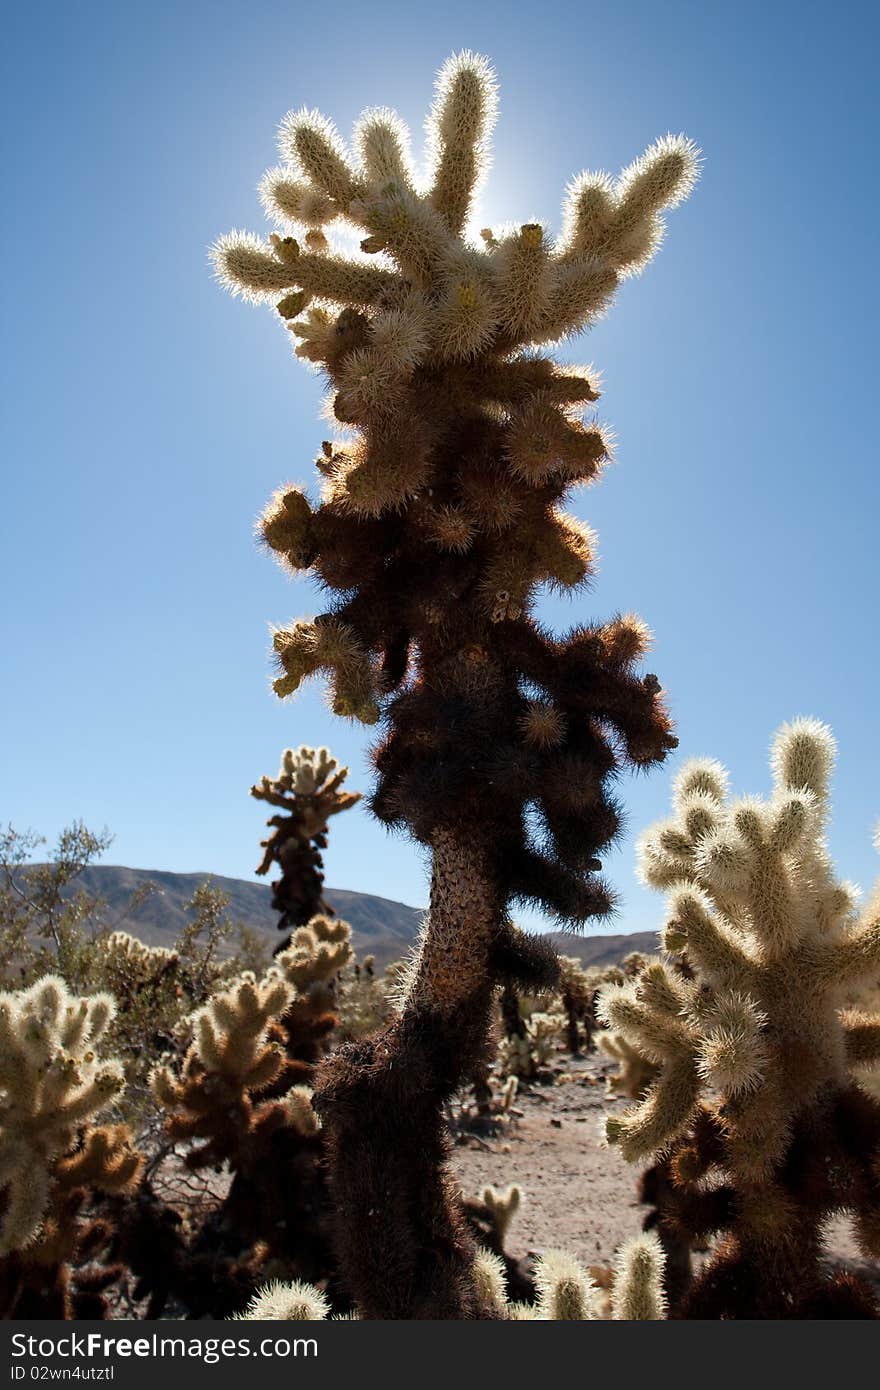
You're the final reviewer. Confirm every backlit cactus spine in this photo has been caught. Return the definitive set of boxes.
[213,50,698,1318]
[142,940,348,1317]
[599,720,880,1317]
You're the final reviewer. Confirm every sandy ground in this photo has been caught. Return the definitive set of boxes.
[449,1048,873,1284]
[451,1051,643,1270]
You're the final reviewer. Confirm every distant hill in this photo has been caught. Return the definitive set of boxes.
[71,865,422,969]
[545,929,658,969]
[55,866,658,972]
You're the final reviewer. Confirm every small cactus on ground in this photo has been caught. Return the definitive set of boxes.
[234,1278,331,1321]
[232,1233,665,1321]
[520,1234,666,1320]
[599,720,880,1317]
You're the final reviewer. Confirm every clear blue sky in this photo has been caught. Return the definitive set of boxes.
[2,0,878,933]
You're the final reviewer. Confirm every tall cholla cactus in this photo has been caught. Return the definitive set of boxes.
[213,51,698,1318]
[0,977,141,1317]
[252,745,361,946]
[599,720,880,1317]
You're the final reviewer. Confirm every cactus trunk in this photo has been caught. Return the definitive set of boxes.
[314,831,501,1318]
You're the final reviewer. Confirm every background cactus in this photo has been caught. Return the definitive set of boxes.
[251,745,361,949]
[232,1232,665,1321]
[599,719,880,1317]
[130,920,354,1318]
[0,976,141,1317]
[214,50,696,1318]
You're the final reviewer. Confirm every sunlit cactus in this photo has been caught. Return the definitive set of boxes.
[142,948,342,1316]
[608,1233,667,1320]
[522,1234,665,1320]
[233,1234,668,1321]
[101,931,178,977]
[0,976,141,1316]
[599,1028,659,1100]
[599,719,880,1317]
[499,1010,558,1078]
[234,1277,331,1321]
[481,1183,522,1247]
[273,913,354,1071]
[214,49,698,1318]
[252,745,361,946]
[150,968,307,1167]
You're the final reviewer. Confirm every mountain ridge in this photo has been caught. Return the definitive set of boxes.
[53,864,657,971]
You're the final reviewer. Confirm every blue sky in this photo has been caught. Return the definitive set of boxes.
[2,0,878,933]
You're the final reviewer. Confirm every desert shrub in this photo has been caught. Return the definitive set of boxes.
[0,823,139,988]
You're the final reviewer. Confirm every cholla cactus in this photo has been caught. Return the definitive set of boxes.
[234,1237,665,1322]
[214,50,697,1318]
[273,914,354,1071]
[599,1029,659,1099]
[151,918,351,1171]
[100,931,177,974]
[252,746,361,946]
[599,720,880,1317]
[336,953,394,1040]
[558,955,600,1053]
[139,948,344,1318]
[516,1234,665,1320]
[0,976,141,1317]
[235,1277,331,1320]
[150,968,301,1168]
[499,1010,559,1078]
[481,1183,521,1247]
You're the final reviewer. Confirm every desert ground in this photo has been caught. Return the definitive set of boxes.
[451,1049,872,1286]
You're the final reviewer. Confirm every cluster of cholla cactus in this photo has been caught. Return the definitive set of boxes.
[519,1234,666,1320]
[271,912,353,1078]
[100,931,178,986]
[252,745,360,947]
[0,977,142,1317]
[213,50,697,1315]
[499,1009,559,1079]
[335,952,395,1041]
[599,720,880,1317]
[125,919,353,1317]
[150,968,307,1170]
[557,955,601,1053]
[235,1232,665,1321]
